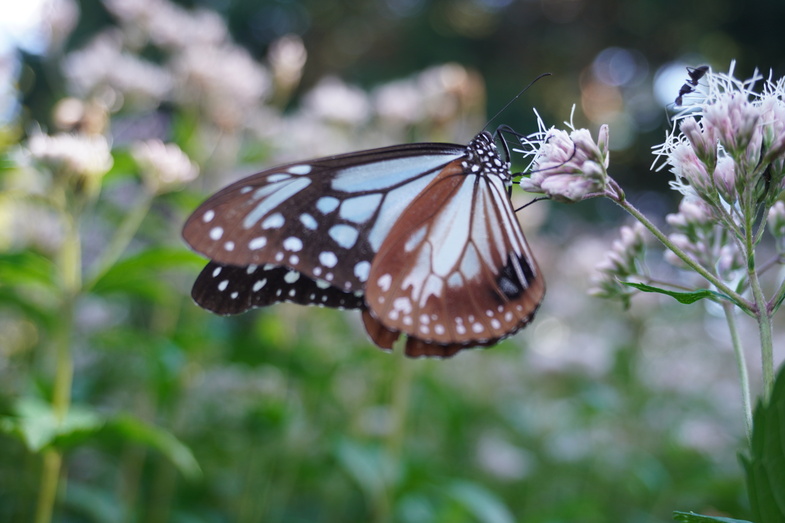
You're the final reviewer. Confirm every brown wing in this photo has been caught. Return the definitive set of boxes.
[364,161,545,357]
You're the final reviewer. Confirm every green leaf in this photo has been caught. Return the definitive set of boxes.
[672,510,753,523]
[0,398,200,480]
[0,397,103,452]
[335,439,399,504]
[0,251,58,290]
[90,247,204,297]
[743,363,785,523]
[103,415,201,480]
[447,481,515,523]
[622,282,727,305]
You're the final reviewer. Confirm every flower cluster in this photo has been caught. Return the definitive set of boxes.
[588,222,647,306]
[655,64,785,209]
[131,139,198,194]
[27,131,114,182]
[521,122,610,202]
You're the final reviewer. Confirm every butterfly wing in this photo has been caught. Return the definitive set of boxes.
[192,262,364,315]
[183,143,466,293]
[364,158,545,357]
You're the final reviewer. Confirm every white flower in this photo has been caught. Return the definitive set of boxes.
[173,43,271,129]
[131,139,198,194]
[62,30,172,104]
[302,77,371,125]
[28,131,113,180]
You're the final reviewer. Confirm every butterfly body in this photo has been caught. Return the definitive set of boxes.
[183,131,544,357]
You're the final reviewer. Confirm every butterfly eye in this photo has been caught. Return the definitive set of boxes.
[183,130,544,357]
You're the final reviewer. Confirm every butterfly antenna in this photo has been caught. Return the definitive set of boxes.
[483,73,552,132]
[514,196,549,213]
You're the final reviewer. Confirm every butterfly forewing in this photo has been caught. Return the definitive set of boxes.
[192,262,364,315]
[365,136,544,352]
[183,144,466,292]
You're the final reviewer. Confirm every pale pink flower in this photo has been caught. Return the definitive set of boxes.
[523,125,609,202]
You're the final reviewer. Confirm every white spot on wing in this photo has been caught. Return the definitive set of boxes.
[202,210,215,223]
[316,196,340,214]
[283,237,303,252]
[267,173,291,182]
[319,251,338,268]
[244,178,310,228]
[284,270,300,284]
[249,236,267,250]
[377,274,392,292]
[253,279,266,291]
[328,224,359,249]
[289,164,312,175]
[261,213,285,229]
[218,280,229,291]
[300,213,318,230]
[209,226,224,240]
[339,194,383,224]
[353,261,371,281]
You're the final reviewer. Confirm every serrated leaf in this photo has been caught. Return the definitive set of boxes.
[447,481,515,523]
[672,510,753,523]
[744,363,785,523]
[622,282,727,304]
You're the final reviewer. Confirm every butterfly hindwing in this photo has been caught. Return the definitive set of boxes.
[192,261,364,315]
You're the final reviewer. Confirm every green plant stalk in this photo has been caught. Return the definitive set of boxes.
[85,191,154,291]
[375,349,415,523]
[34,212,81,523]
[722,301,752,441]
[745,235,775,400]
[607,187,750,311]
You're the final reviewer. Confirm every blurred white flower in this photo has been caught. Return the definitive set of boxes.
[131,139,198,194]
[268,34,307,92]
[62,29,172,105]
[302,77,371,125]
[104,0,227,49]
[173,43,271,129]
[27,131,113,180]
[588,222,647,303]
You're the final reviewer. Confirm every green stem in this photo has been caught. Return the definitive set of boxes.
[34,211,81,523]
[84,191,154,291]
[746,247,775,401]
[739,192,776,400]
[607,187,750,311]
[375,350,415,523]
[722,302,752,442]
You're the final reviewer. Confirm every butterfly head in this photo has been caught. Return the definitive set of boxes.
[464,130,513,186]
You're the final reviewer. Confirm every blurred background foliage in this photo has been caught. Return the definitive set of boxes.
[1,0,783,521]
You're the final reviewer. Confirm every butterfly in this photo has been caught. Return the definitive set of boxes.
[182,129,545,358]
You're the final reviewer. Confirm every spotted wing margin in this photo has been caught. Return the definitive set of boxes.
[192,261,364,315]
[364,161,545,357]
[183,142,467,293]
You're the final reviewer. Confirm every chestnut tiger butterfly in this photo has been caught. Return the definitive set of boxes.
[182,128,545,358]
